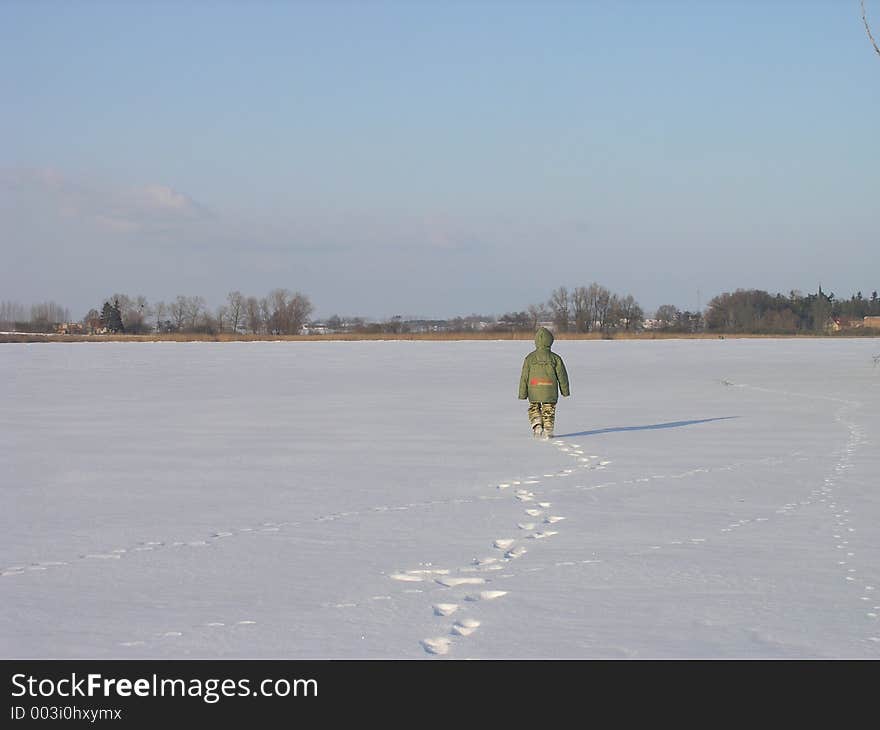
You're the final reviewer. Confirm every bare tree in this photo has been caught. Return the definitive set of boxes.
[583,282,612,332]
[527,303,548,330]
[109,294,150,334]
[154,301,168,331]
[0,300,27,328]
[227,291,244,333]
[215,305,229,333]
[615,294,644,331]
[593,286,614,333]
[169,296,188,331]
[184,296,206,332]
[655,304,681,329]
[245,296,262,334]
[548,287,570,332]
[265,288,313,334]
[572,287,590,333]
[30,301,70,330]
[288,291,313,334]
[863,0,880,57]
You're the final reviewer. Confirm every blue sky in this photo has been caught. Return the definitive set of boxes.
[2,1,878,319]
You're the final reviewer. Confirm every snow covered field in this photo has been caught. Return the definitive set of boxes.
[2,338,879,659]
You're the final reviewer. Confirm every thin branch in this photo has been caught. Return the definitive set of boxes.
[863,0,880,57]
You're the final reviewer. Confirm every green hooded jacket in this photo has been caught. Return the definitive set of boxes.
[518,327,571,403]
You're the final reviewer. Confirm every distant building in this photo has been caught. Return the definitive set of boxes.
[303,324,331,335]
[832,317,862,330]
[864,316,880,329]
[54,322,85,335]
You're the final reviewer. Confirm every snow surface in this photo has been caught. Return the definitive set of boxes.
[2,338,879,659]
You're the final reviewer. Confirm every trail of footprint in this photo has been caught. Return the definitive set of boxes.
[399,438,583,656]
[118,618,258,650]
[726,381,876,649]
[1,491,526,581]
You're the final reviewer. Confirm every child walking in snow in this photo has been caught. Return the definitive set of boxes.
[518,327,570,439]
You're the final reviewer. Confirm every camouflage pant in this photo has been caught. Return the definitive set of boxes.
[528,402,557,433]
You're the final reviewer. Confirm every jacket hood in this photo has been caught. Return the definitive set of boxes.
[535,326,554,349]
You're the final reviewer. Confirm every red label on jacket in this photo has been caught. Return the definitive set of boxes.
[530,378,554,386]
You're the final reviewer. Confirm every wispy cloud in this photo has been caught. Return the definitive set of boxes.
[0,166,550,318]
[1,167,209,237]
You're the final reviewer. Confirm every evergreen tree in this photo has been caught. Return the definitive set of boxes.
[100,299,125,333]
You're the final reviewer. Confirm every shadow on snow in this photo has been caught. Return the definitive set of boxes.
[554,416,737,439]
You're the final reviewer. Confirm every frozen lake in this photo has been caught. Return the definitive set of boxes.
[2,338,879,658]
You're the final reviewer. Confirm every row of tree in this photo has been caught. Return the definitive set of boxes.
[3,286,879,336]
[703,288,880,334]
[541,284,644,334]
[315,284,648,335]
[0,300,72,333]
[84,289,313,335]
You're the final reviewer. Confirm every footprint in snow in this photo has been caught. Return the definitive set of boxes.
[389,573,424,582]
[421,637,452,655]
[466,590,508,602]
[435,576,486,587]
[452,619,480,637]
[477,563,504,572]
[433,603,459,616]
[475,555,498,564]
[493,538,516,550]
